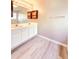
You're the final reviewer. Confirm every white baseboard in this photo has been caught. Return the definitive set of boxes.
[37,34,67,47]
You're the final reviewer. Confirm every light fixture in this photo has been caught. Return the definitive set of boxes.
[13,5,17,7]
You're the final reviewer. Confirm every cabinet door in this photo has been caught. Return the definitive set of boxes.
[21,28,28,42]
[11,29,22,49]
[33,24,37,35]
[29,25,34,38]
[28,23,37,38]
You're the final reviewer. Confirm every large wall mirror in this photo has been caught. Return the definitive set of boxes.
[11,0,33,24]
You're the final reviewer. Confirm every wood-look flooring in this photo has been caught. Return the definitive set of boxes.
[11,36,61,59]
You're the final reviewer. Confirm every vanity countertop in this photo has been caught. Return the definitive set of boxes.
[11,22,37,30]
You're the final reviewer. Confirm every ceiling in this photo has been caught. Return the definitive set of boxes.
[13,0,67,15]
[13,0,45,12]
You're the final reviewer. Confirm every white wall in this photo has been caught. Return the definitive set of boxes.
[38,0,68,44]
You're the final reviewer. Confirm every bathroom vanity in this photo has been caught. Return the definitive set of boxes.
[11,22,37,50]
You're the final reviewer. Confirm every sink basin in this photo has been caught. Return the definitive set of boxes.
[11,22,37,30]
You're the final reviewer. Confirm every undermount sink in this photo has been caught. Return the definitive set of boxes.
[11,22,37,30]
[11,24,23,30]
[11,23,30,30]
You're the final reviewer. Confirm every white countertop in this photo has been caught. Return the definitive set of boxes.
[11,22,38,30]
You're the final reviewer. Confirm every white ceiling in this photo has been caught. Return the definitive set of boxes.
[13,0,67,17]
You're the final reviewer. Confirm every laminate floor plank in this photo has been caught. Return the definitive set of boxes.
[12,36,59,59]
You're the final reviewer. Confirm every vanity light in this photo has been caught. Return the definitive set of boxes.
[13,5,17,7]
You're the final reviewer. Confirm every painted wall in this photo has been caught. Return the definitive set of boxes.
[38,0,68,44]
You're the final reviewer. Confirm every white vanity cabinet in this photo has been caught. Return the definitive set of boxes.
[21,27,29,42]
[11,23,37,49]
[11,29,22,49]
[28,23,37,39]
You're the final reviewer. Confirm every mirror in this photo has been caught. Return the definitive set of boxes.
[11,0,33,24]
